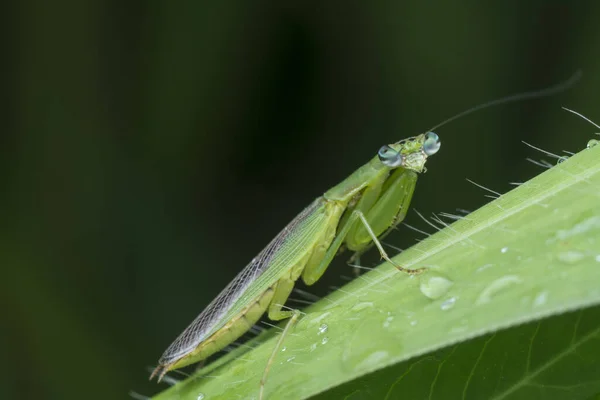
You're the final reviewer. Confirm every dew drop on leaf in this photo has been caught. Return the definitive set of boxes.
[532,291,549,307]
[350,302,374,312]
[383,316,394,328]
[449,325,468,334]
[352,351,389,372]
[557,250,585,264]
[476,263,494,273]
[440,296,457,310]
[476,275,522,305]
[420,276,454,299]
[318,324,328,335]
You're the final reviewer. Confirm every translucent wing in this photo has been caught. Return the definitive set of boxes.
[159,198,327,365]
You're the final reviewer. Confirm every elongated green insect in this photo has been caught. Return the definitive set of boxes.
[151,72,581,398]
[151,132,439,379]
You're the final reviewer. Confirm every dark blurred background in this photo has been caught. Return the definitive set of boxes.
[2,1,599,399]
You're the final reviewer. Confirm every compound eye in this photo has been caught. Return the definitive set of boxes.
[377,145,403,167]
[423,132,441,156]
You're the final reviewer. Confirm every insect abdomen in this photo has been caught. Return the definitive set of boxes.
[165,285,276,371]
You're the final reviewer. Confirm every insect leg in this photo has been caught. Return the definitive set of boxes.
[259,310,300,400]
[301,202,359,285]
[347,169,424,274]
[259,258,307,397]
[266,277,297,320]
[301,204,410,285]
[354,210,424,274]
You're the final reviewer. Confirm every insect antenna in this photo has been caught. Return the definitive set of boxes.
[426,70,582,133]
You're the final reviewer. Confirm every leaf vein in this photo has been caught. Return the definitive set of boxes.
[462,332,497,400]
[491,321,600,400]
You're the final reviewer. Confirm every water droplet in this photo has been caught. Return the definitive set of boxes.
[554,216,600,241]
[351,302,374,312]
[306,311,332,328]
[410,320,418,326]
[476,264,494,273]
[420,276,454,300]
[500,247,509,254]
[587,139,599,149]
[286,356,296,363]
[383,316,394,328]
[197,394,205,400]
[310,343,317,352]
[595,255,600,262]
[557,250,585,264]
[440,297,457,310]
[280,346,286,352]
[449,325,468,334]
[476,275,522,305]
[352,351,389,371]
[532,291,548,307]
[557,156,568,164]
[318,324,328,335]
[321,336,329,345]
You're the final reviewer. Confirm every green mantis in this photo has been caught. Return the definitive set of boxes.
[150,72,580,399]
[151,132,440,384]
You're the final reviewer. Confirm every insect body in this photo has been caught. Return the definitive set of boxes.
[151,132,441,384]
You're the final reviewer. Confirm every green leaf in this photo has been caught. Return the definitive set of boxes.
[314,306,600,400]
[152,144,600,400]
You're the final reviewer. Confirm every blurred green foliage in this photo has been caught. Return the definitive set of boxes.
[2,1,599,399]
